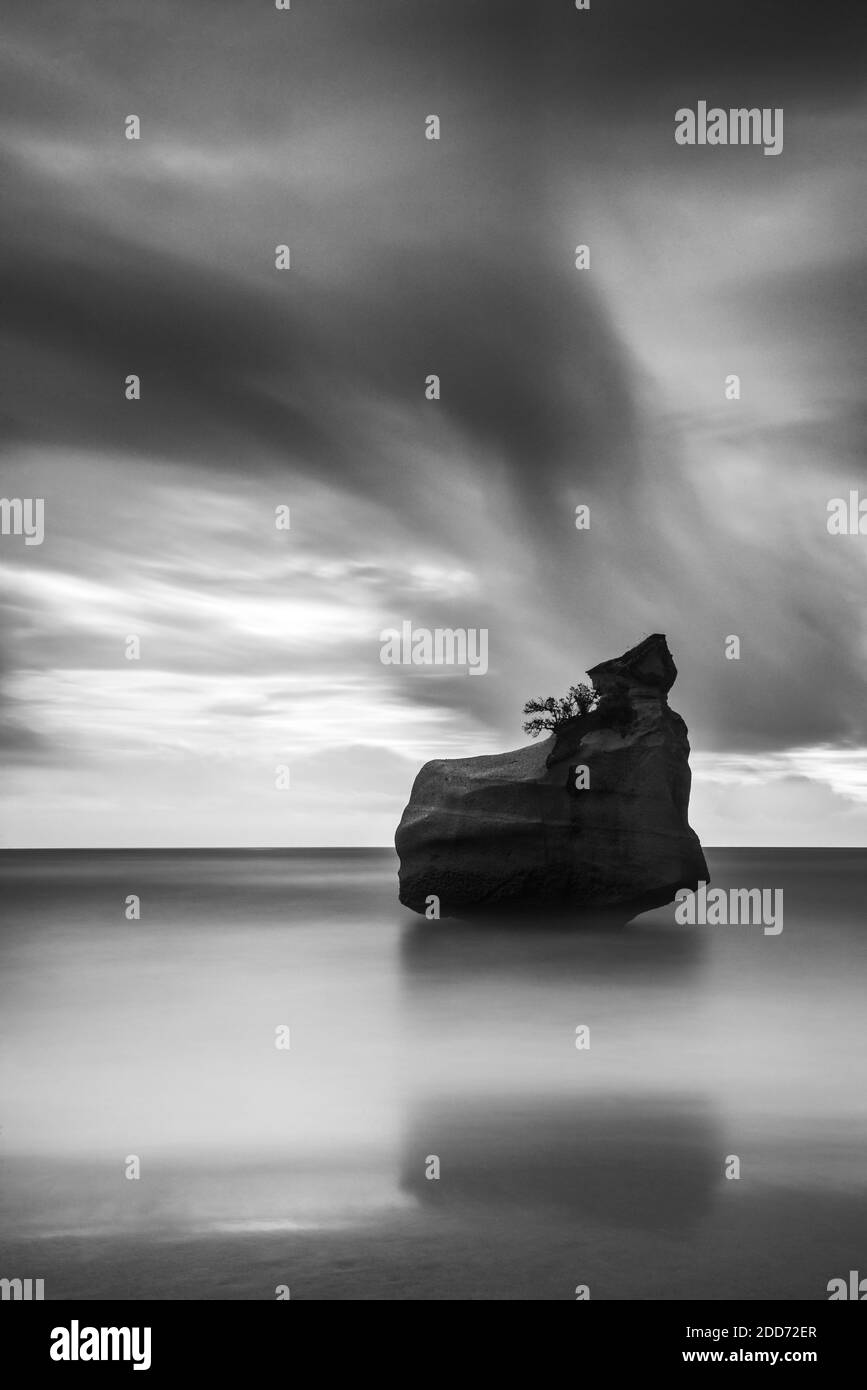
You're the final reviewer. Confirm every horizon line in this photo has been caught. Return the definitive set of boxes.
[1,845,863,854]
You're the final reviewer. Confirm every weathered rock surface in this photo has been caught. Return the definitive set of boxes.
[395,634,709,921]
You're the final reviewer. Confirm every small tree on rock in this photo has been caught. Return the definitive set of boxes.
[522,682,598,738]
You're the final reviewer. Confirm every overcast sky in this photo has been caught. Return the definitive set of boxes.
[2,0,866,847]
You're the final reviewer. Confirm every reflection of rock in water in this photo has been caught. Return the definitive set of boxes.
[399,914,708,994]
[396,870,717,1236]
[401,1093,721,1230]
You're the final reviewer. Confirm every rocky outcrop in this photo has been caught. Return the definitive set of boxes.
[395,634,708,921]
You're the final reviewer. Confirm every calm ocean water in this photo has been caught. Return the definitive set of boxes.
[1,848,865,1300]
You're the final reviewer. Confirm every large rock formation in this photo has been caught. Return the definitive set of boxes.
[395,634,708,920]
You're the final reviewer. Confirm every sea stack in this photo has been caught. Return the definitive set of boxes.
[395,634,709,921]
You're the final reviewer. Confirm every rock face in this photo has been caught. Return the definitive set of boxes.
[395,634,709,920]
